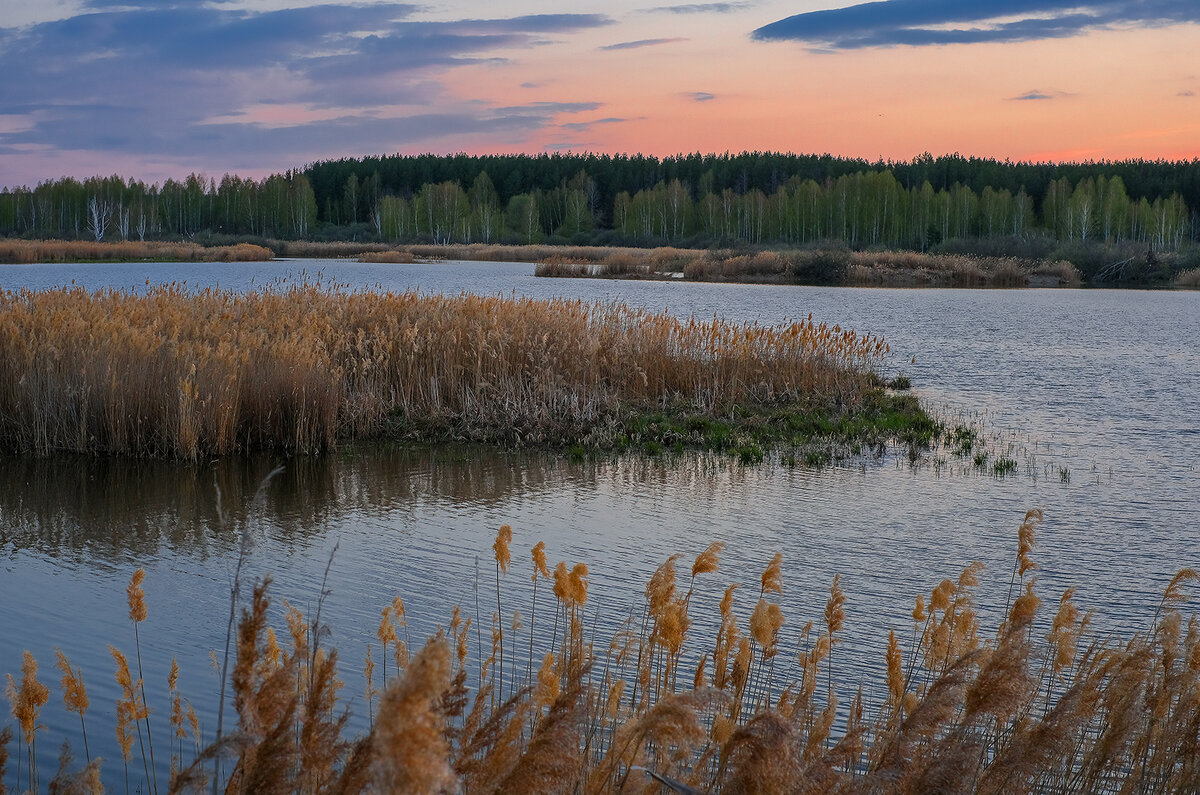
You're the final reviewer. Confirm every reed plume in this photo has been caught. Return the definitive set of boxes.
[5,651,50,793]
[760,553,783,597]
[55,650,90,764]
[493,525,513,699]
[371,633,457,794]
[126,568,157,794]
[110,646,148,790]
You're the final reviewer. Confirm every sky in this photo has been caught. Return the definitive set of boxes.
[1,0,1198,187]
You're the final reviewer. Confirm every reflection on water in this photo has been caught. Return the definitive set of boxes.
[1,261,1199,790]
[0,445,588,560]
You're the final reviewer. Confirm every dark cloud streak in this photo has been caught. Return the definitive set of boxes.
[753,0,1200,49]
[642,2,753,13]
[601,37,686,50]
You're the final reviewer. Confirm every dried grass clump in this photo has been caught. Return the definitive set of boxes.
[357,250,416,264]
[0,284,886,458]
[0,239,273,264]
[1174,267,1200,289]
[598,252,647,276]
[533,258,593,277]
[1030,259,1082,286]
[273,240,391,258]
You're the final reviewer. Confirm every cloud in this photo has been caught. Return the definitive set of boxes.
[642,2,753,13]
[600,37,687,50]
[1008,88,1075,101]
[753,0,1200,49]
[561,117,630,131]
[689,91,716,102]
[0,5,613,181]
[1180,90,1196,97]
[1010,90,1058,100]
[492,102,603,115]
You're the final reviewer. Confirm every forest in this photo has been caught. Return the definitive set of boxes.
[1,152,1197,257]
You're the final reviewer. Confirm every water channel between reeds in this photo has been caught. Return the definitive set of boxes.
[1,259,1197,789]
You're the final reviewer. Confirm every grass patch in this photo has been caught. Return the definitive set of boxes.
[548,389,940,464]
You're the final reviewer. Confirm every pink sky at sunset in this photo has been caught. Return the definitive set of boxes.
[1,0,1197,188]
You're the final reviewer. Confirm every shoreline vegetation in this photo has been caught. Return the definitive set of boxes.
[6,237,1200,289]
[0,282,938,461]
[0,238,274,264]
[5,513,1200,793]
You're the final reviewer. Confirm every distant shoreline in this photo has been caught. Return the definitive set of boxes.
[2,237,1198,289]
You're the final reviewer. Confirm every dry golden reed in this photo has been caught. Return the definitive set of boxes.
[6,511,1200,794]
[0,284,886,459]
[0,239,272,264]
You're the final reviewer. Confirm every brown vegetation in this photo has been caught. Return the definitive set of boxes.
[1174,267,1200,289]
[841,251,1081,288]
[357,250,416,264]
[0,284,886,459]
[5,511,1200,793]
[271,240,391,258]
[532,245,1084,288]
[0,240,273,264]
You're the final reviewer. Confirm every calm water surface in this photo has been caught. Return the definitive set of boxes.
[1,259,1197,789]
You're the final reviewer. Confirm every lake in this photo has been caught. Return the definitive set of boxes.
[1,259,1197,790]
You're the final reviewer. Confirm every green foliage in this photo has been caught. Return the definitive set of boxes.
[2,152,1196,276]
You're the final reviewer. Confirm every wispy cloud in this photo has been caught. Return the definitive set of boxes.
[689,91,716,102]
[493,102,603,115]
[753,0,1200,49]
[601,37,687,50]
[642,2,753,13]
[1180,90,1196,97]
[1009,89,1072,101]
[561,117,631,131]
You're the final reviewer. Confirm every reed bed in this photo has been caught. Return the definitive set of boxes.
[4,510,1199,793]
[841,251,1081,288]
[533,246,1083,288]
[273,240,392,258]
[0,284,887,459]
[1174,267,1200,289]
[357,251,416,264]
[0,240,273,264]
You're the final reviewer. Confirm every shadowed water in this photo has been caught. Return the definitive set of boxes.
[1,259,1197,790]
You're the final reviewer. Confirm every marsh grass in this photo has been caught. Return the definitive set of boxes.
[1174,267,1200,289]
[0,284,889,459]
[4,511,1200,793]
[532,245,1084,288]
[0,240,273,264]
[356,251,416,264]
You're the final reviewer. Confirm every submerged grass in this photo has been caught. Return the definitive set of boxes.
[5,511,1200,793]
[0,284,894,460]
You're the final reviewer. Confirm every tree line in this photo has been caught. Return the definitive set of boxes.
[1,152,1196,251]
